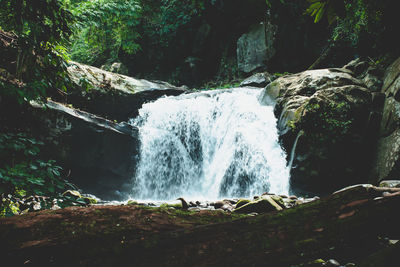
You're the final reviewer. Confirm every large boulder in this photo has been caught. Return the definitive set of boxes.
[30,100,139,200]
[237,20,277,73]
[372,57,400,183]
[64,62,186,121]
[261,64,383,194]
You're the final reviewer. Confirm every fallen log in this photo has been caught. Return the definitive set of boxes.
[1,185,400,266]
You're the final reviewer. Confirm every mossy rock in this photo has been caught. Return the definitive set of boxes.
[127,200,138,205]
[269,195,286,209]
[235,199,251,209]
[159,203,183,209]
[83,197,98,205]
[233,196,282,214]
[62,190,82,198]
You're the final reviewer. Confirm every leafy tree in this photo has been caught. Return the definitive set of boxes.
[68,0,142,66]
[0,0,73,103]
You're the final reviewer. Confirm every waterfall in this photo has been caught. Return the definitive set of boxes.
[129,88,290,201]
[287,130,303,170]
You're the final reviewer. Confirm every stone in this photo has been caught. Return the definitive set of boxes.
[237,21,276,73]
[382,57,400,97]
[372,57,400,183]
[65,61,186,121]
[379,180,400,188]
[326,259,341,266]
[62,190,83,198]
[235,199,251,209]
[263,67,377,194]
[30,100,139,200]
[233,195,282,214]
[109,62,128,75]
[240,72,274,87]
[269,195,285,209]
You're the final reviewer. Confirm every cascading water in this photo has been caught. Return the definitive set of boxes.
[128,87,290,201]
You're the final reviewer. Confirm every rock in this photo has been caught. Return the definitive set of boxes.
[372,57,400,184]
[30,100,139,200]
[176,198,189,210]
[240,72,274,87]
[382,57,400,98]
[237,20,276,73]
[263,66,379,194]
[65,61,186,121]
[326,259,341,266]
[109,62,128,75]
[303,259,325,266]
[83,196,98,205]
[62,190,82,198]
[343,58,369,77]
[269,195,285,209]
[213,200,234,211]
[235,199,251,209]
[379,180,400,188]
[127,200,138,205]
[233,195,282,214]
[221,204,234,212]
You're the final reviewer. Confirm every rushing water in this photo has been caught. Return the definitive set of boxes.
[128,88,290,201]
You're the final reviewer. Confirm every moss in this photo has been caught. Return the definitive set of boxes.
[159,203,183,209]
[126,200,138,205]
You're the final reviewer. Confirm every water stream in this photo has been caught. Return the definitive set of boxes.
[128,88,290,201]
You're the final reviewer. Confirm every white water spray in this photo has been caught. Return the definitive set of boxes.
[129,88,290,200]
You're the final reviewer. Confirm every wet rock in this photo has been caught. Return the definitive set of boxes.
[65,61,186,121]
[213,200,234,211]
[262,65,379,194]
[269,195,285,209]
[127,200,138,205]
[235,199,251,209]
[233,195,282,214]
[379,180,400,188]
[303,259,326,266]
[110,62,128,75]
[62,190,83,198]
[30,100,139,200]
[240,72,274,87]
[212,201,225,209]
[326,259,341,266]
[372,57,400,184]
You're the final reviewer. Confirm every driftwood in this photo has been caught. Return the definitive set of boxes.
[1,185,400,266]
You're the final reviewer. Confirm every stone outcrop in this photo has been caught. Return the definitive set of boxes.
[239,72,274,87]
[64,62,186,121]
[372,57,400,183]
[233,195,282,213]
[262,63,383,194]
[30,100,139,200]
[237,20,276,73]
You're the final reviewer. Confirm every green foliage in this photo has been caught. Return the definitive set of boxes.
[0,132,79,216]
[0,0,73,103]
[331,0,384,47]
[305,0,391,56]
[0,133,74,196]
[68,0,142,65]
[299,101,353,143]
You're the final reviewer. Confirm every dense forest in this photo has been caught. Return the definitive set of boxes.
[1,0,400,266]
